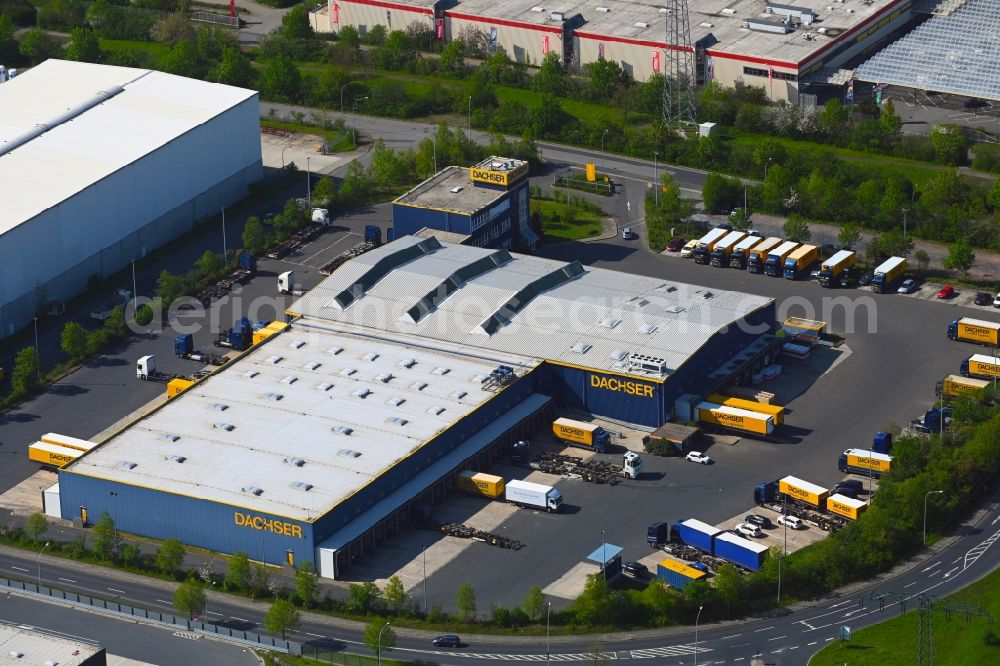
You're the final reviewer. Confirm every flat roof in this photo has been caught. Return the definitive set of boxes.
[587,542,625,564]
[0,60,256,237]
[957,317,1000,329]
[715,531,769,553]
[414,227,471,244]
[289,237,773,379]
[828,493,867,509]
[0,622,102,666]
[394,166,508,215]
[680,518,723,535]
[65,323,533,521]
[781,475,828,494]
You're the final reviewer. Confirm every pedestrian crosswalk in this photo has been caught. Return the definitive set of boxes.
[630,644,711,659]
[171,631,200,641]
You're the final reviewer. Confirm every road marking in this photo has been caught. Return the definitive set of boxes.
[789,645,800,650]
[928,569,941,577]
[207,611,223,617]
[904,581,917,588]
[807,642,818,646]
[721,634,742,639]
[107,588,125,594]
[754,626,775,632]
[303,232,362,265]
[952,557,962,564]
[825,637,835,641]
[734,659,745,662]
[156,599,173,605]
[766,635,787,641]
[58,577,76,583]
[11,566,29,572]
[306,632,325,638]
[944,567,959,578]
[992,514,1000,526]
[829,600,852,609]
[922,561,941,572]
[173,631,200,641]
[230,616,250,622]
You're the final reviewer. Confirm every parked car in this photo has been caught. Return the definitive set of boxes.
[622,227,636,240]
[680,240,698,257]
[685,451,713,464]
[666,237,687,252]
[898,278,917,294]
[735,523,763,538]
[965,98,989,109]
[745,514,774,529]
[809,269,821,281]
[432,635,462,648]
[622,561,648,577]
[832,485,859,499]
[937,285,955,299]
[993,292,1000,308]
[777,515,804,530]
[836,479,864,493]
[858,271,874,287]
[976,291,992,306]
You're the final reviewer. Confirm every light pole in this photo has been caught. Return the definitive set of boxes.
[281,146,288,170]
[778,493,786,604]
[376,621,391,666]
[902,207,909,238]
[764,156,773,180]
[923,490,944,545]
[37,541,50,589]
[33,316,39,381]
[306,157,311,205]
[653,150,659,205]
[421,543,428,614]
[467,95,472,141]
[221,208,227,258]
[130,259,137,317]
[601,529,606,583]
[546,601,552,666]
[205,579,216,623]
[109,491,119,555]
[694,604,704,666]
[340,82,355,112]
[601,129,609,171]
[352,97,367,147]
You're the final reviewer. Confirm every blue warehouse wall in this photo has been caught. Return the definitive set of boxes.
[540,363,665,427]
[392,204,472,237]
[57,473,315,566]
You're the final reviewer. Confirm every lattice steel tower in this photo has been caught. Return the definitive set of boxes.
[662,0,697,128]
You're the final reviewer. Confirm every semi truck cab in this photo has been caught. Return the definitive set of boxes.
[622,452,643,479]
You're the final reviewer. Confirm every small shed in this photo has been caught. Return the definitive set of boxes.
[698,122,718,137]
[644,422,699,456]
[586,542,624,581]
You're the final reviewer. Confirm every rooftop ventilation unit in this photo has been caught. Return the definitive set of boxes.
[610,349,629,361]
[550,11,564,20]
[629,354,669,374]
[450,390,467,399]
[281,376,297,385]
[386,416,409,426]
[340,367,357,377]
[655,283,677,292]
[317,382,334,391]
[474,373,488,383]
[702,292,714,299]
[427,406,445,415]
[364,352,380,361]
[165,455,186,463]
[721,7,736,14]
[386,396,405,406]
[634,21,649,28]
[377,372,394,383]
[337,448,361,457]
[119,460,137,470]
[572,342,592,354]
[399,358,416,368]
[304,361,320,371]
[601,317,622,329]
[265,392,283,401]
[161,433,180,442]
[450,186,463,193]
[433,367,450,375]
[214,422,235,431]
[700,21,713,27]
[327,346,343,355]
[285,457,306,467]
[244,370,259,378]
[412,381,428,390]
[596,6,610,11]
[289,340,305,349]
[353,387,371,398]
[626,297,650,307]
[267,355,283,364]
[333,425,353,435]
[290,481,313,491]
[211,402,229,411]
[531,5,544,11]
[665,305,685,313]
[639,324,658,335]
[242,486,263,496]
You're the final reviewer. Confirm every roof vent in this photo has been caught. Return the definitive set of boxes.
[285,457,306,467]
[550,11,564,20]
[601,317,621,329]
[634,21,649,28]
[399,358,416,368]
[214,422,235,431]
[281,375,298,385]
[386,416,409,426]
[377,372,394,383]
[165,454,186,463]
[722,7,736,13]
[161,433,180,443]
[118,461,138,470]
[572,342,592,354]
[364,351,380,361]
[244,370,259,378]
[304,361,320,371]
[337,448,361,457]
[427,406,445,415]
[654,283,677,292]
[340,367,357,377]
[474,373,488,383]
[267,355,283,364]
[9,652,23,659]
[333,425,353,435]
[699,21,713,27]
[211,402,229,411]
[317,381,334,391]
[531,5,544,11]
[450,389,467,399]
[639,323,658,335]
[433,366,450,375]
[596,5,610,11]
[702,292,714,299]
[242,486,263,496]
[450,185,463,193]
[289,340,305,349]
[412,381,428,390]
[353,387,371,398]
[386,396,405,406]
[610,349,629,361]
[290,481,313,491]
[327,346,343,355]
[665,305,685,313]
[629,353,669,374]
[265,392,283,401]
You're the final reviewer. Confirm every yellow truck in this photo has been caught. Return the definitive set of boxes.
[709,231,746,267]
[28,441,82,468]
[782,244,819,280]
[838,448,892,477]
[764,241,799,277]
[456,471,505,498]
[779,475,828,508]
[942,374,990,398]
[827,494,868,521]
[746,237,782,273]
[962,354,1000,380]
[692,227,730,265]
[696,402,774,436]
[948,317,1000,346]
[552,417,611,452]
[818,249,856,288]
[729,235,763,269]
[872,256,907,293]
[707,394,785,425]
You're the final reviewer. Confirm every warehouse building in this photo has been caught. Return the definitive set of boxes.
[392,156,536,250]
[310,0,912,102]
[56,237,776,578]
[0,59,261,338]
[0,623,106,666]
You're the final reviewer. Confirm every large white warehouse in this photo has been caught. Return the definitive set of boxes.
[0,59,262,337]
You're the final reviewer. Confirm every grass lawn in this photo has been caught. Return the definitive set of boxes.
[811,567,1000,665]
[532,198,605,241]
[99,39,170,60]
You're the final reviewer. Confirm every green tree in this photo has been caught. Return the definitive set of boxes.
[173,579,207,620]
[241,217,268,256]
[368,139,406,188]
[879,99,903,142]
[713,564,744,617]
[156,539,185,577]
[65,27,102,62]
[363,620,396,657]
[161,39,207,78]
[988,178,1000,211]
[533,52,567,96]
[264,598,301,639]
[261,54,301,103]
[19,27,61,65]
[914,249,930,271]
[584,58,628,102]
[60,321,89,362]
[438,39,467,77]
[347,581,381,613]
[701,172,729,214]
[930,124,969,166]
[0,16,18,66]
[943,239,975,274]
[10,347,40,397]
[522,585,545,622]
[382,575,406,614]
[819,98,850,138]
[281,4,313,40]
[730,207,752,232]
[456,583,477,620]
[250,563,269,601]
[157,12,196,45]
[294,561,319,608]
[838,222,862,250]
[783,215,811,243]
[93,511,118,560]
[647,173,696,249]
[26,512,48,541]
[225,551,252,592]
[195,250,223,279]
[752,139,788,175]
[211,46,255,88]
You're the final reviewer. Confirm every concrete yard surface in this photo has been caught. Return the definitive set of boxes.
[0,470,57,516]
[260,131,361,174]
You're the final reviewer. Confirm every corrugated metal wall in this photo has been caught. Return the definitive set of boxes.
[541,363,665,427]
[392,204,472,238]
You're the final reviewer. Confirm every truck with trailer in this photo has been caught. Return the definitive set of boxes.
[696,402,775,436]
[947,318,1000,346]
[707,394,785,425]
[838,448,893,477]
[709,231,747,267]
[28,441,82,469]
[729,234,762,269]
[456,471,505,498]
[136,355,182,383]
[647,521,670,547]
[818,250,856,287]
[827,494,868,521]
[961,354,1000,380]
[692,227,729,265]
[552,418,611,453]
[755,476,829,510]
[783,244,819,280]
[872,256,907,293]
[941,374,991,398]
[764,241,800,277]
[714,531,768,571]
[670,518,722,553]
[657,559,707,590]
[175,334,228,366]
[746,237,782,273]
[504,480,562,512]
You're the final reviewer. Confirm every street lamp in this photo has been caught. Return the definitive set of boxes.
[109,491,119,555]
[764,156,773,180]
[37,541,50,589]
[653,150,659,205]
[902,207,910,238]
[601,129,609,171]
[340,82,356,112]
[352,97,368,147]
[694,604,704,666]
[376,621,391,666]
[923,490,944,545]
[421,543,428,615]
[778,493,786,605]
[601,529,606,583]
[306,157,311,205]
[545,601,552,666]
[468,95,472,141]
[221,207,227,258]
[130,259,138,318]
[281,146,289,170]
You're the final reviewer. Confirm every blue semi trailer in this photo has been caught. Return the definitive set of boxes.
[714,532,768,571]
[670,518,721,554]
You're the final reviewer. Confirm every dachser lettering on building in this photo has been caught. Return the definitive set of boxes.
[589,374,654,397]
[234,512,304,538]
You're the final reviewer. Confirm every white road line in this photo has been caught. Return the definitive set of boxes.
[789,645,799,650]
[829,600,852,609]
[107,588,125,594]
[952,557,962,564]
[207,611,223,617]
[807,642,818,646]
[825,637,835,642]
[721,634,742,639]
[734,659,745,662]
[156,599,173,605]
[922,561,941,572]
[230,616,250,622]
[11,566,28,572]
[928,569,941,577]
[306,632,325,638]
[303,232,361,265]
[58,577,77,583]
[766,635,787,641]
[904,581,917,588]
[944,567,959,578]
[754,626,775,632]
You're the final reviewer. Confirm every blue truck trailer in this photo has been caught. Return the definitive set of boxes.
[670,518,721,554]
[714,532,768,571]
[657,559,707,590]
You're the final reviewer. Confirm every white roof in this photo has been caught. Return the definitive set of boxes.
[770,240,800,256]
[680,518,722,535]
[288,237,773,378]
[945,374,990,386]
[697,402,774,424]
[970,354,1000,365]
[0,622,101,666]
[714,231,747,251]
[828,493,867,509]
[843,449,892,462]
[0,60,256,235]
[874,256,906,273]
[65,323,532,521]
[697,227,729,246]
[822,249,855,268]
[780,475,828,495]
[733,235,763,252]
[715,530,769,554]
[957,317,1000,330]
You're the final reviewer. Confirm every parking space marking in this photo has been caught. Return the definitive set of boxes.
[302,232,362,266]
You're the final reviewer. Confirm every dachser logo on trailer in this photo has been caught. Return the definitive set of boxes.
[783,484,811,501]
[715,412,746,426]
[965,325,993,339]
[830,499,853,515]
[234,512,304,538]
[589,374,654,398]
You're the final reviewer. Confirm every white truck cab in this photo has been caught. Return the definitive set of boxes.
[622,451,643,479]
[137,355,156,380]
